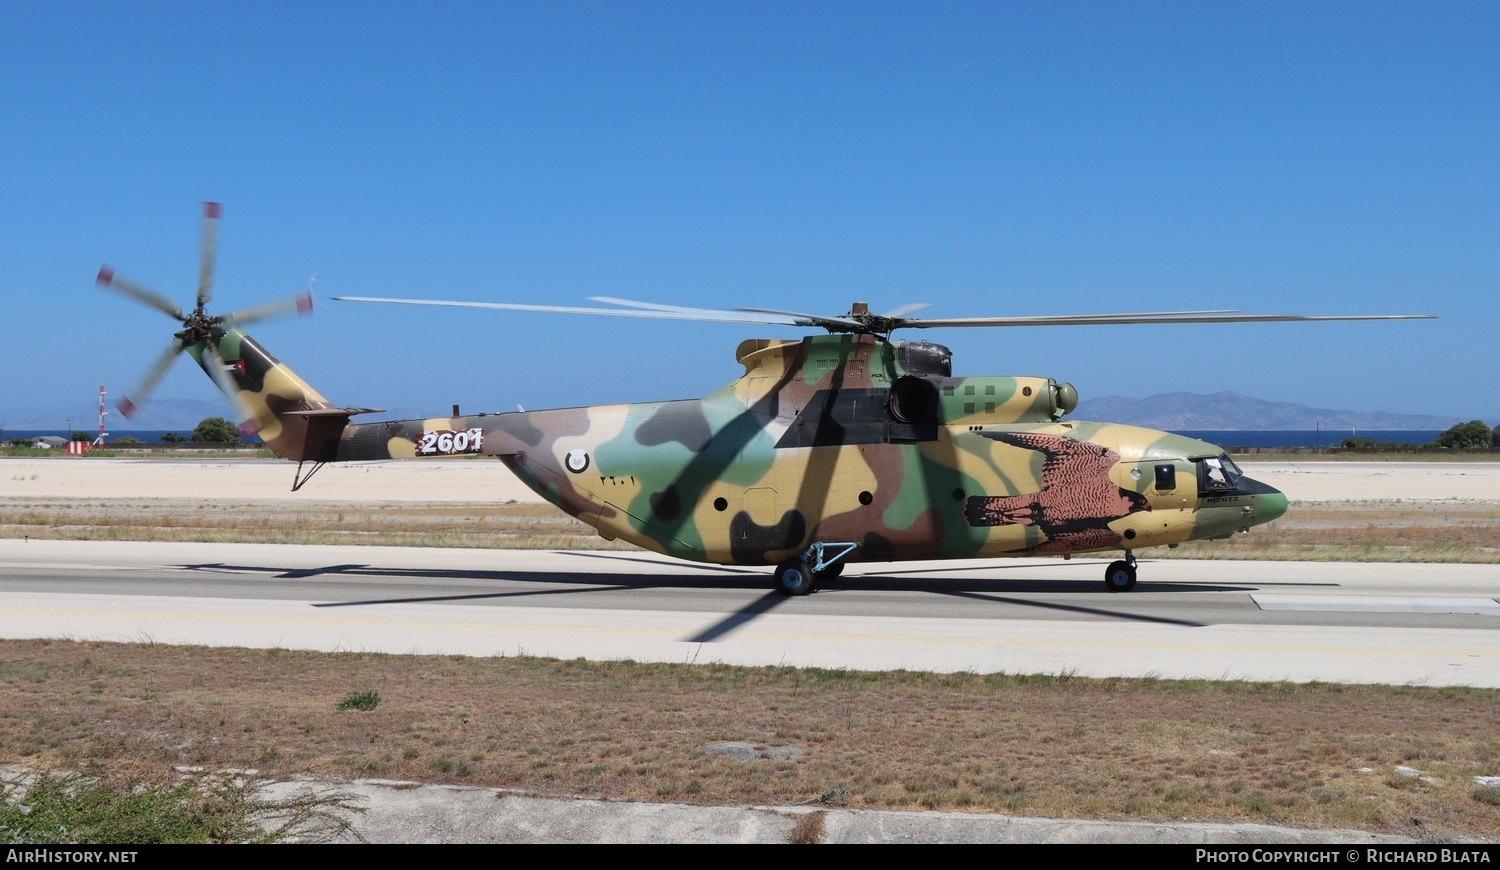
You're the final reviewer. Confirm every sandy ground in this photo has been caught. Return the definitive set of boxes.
[1244,461,1500,503]
[5,457,1499,503]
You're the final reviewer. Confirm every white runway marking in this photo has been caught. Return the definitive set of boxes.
[1254,594,1500,615]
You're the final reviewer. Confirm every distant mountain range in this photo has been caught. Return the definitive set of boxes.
[1,391,1471,433]
[1072,391,1465,431]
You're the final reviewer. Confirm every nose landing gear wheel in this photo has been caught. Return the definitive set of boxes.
[814,561,844,583]
[1104,560,1137,592]
[775,558,815,596]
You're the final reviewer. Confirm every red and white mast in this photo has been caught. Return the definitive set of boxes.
[94,385,108,447]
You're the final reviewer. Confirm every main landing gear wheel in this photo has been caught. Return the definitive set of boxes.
[775,558,815,596]
[814,561,844,583]
[1103,560,1137,593]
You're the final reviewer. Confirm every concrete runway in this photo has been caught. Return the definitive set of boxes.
[3,538,1497,686]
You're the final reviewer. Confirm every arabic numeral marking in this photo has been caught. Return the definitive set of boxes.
[437,432,454,453]
[419,432,438,454]
[453,431,469,452]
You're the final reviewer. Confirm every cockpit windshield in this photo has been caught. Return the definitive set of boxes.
[1198,453,1243,493]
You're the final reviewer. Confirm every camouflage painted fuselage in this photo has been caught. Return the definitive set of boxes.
[193,328,1287,567]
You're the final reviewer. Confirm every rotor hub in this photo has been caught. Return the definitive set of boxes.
[181,308,219,344]
[832,301,900,335]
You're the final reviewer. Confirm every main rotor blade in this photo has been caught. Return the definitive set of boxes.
[117,337,186,419]
[734,306,863,328]
[332,296,1437,333]
[96,266,183,320]
[881,303,931,319]
[197,201,220,310]
[587,296,714,313]
[903,311,1436,328]
[333,296,827,326]
[215,290,314,329]
[593,296,860,327]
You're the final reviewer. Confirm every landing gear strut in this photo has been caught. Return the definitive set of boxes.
[1103,552,1138,593]
[774,542,857,596]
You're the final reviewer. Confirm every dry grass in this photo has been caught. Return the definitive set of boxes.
[1,640,1496,840]
[1161,500,1500,563]
[787,810,825,844]
[0,498,632,551]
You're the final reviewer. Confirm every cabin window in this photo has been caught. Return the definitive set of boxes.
[1154,464,1176,492]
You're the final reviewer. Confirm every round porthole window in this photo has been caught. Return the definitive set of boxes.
[565,449,590,474]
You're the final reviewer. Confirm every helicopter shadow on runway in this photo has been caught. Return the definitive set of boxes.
[686,562,1340,641]
[175,554,1338,644]
[687,567,1236,642]
[178,559,820,643]
[559,550,1334,597]
[176,555,1272,604]
[177,561,772,607]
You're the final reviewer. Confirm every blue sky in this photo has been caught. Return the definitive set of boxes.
[2,2,1495,423]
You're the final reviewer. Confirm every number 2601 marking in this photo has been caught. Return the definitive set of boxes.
[417,427,485,456]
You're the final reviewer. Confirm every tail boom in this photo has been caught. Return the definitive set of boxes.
[191,326,529,464]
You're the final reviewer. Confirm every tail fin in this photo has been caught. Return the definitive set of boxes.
[188,327,379,461]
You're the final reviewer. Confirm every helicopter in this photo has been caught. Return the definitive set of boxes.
[98,203,1435,595]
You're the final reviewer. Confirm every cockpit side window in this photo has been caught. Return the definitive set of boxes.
[1154,464,1176,492]
[1197,454,1241,493]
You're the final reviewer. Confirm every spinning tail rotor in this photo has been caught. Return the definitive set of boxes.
[98,202,312,419]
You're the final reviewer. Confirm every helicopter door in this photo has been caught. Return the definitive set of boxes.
[735,486,801,549]
[887,375,939,442]
[742,487,777,530]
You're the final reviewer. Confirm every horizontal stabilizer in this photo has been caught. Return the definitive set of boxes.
[284,407,386,417]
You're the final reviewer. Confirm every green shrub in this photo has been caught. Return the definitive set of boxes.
[0,770,361,844]
[336,691,381,712]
